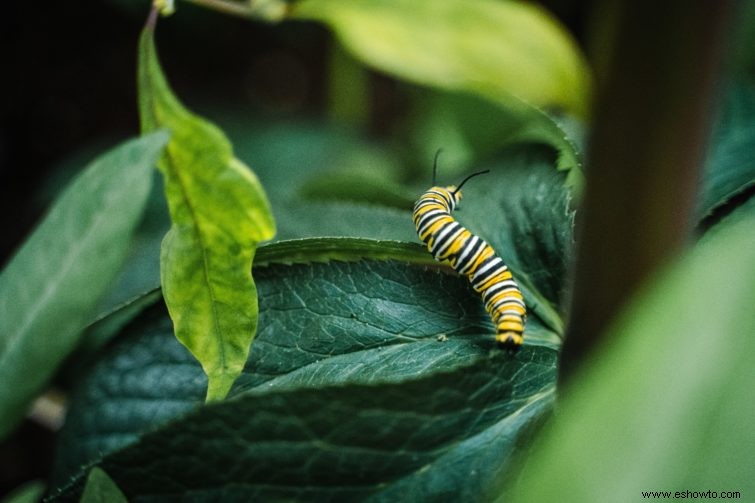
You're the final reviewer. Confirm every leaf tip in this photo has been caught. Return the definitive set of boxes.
[205,373,237,403]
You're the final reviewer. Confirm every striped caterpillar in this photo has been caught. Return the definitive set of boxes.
[412,154,526,347]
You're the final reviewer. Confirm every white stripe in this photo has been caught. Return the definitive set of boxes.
[456,235,479,270]
[471,257,503,282]
[436,226,466,257]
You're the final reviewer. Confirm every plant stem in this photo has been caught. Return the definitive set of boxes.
[559,1,734,385]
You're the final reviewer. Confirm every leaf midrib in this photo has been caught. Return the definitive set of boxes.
[163,147,229,377]
[0,190,114,366]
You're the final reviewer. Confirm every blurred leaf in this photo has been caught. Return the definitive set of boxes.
[80,468,127,503]
[728,1,755,78]
[698,84,755,220]
[51,258,559,500]
[81,288,163,353]
[138,22,276,401]
[291,0,588,184]
[0,132,168,440]
[408,89,584,185]
[292,0,590,117]
[0,480,45,503]
[300,168,416,209]
[328,42,370,127]
[505,205,755,501]
[701,191,755,244]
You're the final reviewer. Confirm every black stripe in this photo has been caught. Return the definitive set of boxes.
[471,256,503,287]
[417,210,448,235]
[482,280,515,304]
[436,225,467,257]
[430,221,461,254]
[425,190,453,208]
[457,238,487,275]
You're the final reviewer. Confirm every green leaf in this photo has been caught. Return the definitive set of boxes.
[1,481,45,503]
[698,84,755,220]
[50,135,571,499]
[292,0,590,118]
[70,141,570,368]
[138,22,276,401]
[458,148,573,307]
[51,261,558,500]
[504,204,755,501]
[0,132,168,440]
[289,0,587,182]
[408,89,585,183]
[701,190,755,244]
[80,468,127,503]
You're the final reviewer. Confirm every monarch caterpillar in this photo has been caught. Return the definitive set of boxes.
[412,152,526,348]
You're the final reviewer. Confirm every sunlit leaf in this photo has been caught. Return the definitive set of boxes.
[292,0,590,117]
[138,19,276,401]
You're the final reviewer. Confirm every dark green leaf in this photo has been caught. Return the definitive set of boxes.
[505,203,755,501]
[0,132,168,439]
[51,258,560,500]
[452,147,573,323]
[698,84,755,220]
[701,190,755,244]
[138,22,276,400]
[76,142,571,354]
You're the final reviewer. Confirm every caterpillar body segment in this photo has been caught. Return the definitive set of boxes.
[413,184,526,348]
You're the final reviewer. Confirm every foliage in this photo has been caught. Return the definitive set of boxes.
[506,200,755,502]
[138,17,276,401]
[0,132,168,439]
[1,0,754,501]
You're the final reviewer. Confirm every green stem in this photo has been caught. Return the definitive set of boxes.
[559,1,734,384]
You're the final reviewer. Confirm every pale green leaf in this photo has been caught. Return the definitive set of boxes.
[138,22,276,401]
[505,207,755,501]
[292,0,591,117]
[0,132,168,439]
[80,468,127,503]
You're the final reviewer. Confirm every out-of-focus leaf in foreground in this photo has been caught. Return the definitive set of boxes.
[505,205,755,501]
[291,0,588,184]
[292,0,590,117]
[0,480,45,503]
[138,18,275,401]
[0,132,168,439]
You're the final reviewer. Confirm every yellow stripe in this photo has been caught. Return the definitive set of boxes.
[466,246,494,278]
[476,270,513,292]
[497,321,524,332]
[420,217,453,242]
